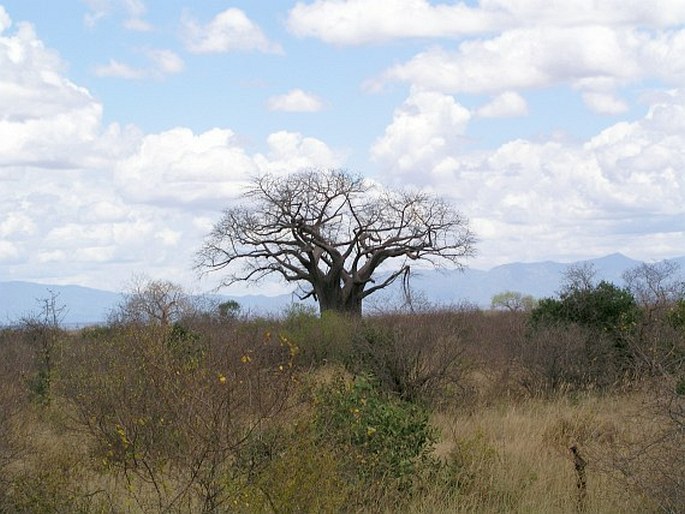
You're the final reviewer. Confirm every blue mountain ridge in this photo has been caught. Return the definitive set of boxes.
[1,253,683,326]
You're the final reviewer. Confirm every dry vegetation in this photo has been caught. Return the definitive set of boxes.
[0,286,683,513]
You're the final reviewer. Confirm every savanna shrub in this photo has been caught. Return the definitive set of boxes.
[60,322,297,512]
[230,425,350,514]
[3,449,108,514]
[349,311,470,404]
[281,308,357,367]
[0,329,31,503]
[518,324,625,393]
[526,281,638,390]
[312,374,437,493]
[530,280,637,334]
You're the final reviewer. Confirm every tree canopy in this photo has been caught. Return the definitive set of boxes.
[196,169,476,315]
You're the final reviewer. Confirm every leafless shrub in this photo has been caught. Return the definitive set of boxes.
[516,323,625,395]
[60,321,297,512]
[109,276,198,327]
[350,310,471,404]
[596,380,685,514]
[0,329,32,502]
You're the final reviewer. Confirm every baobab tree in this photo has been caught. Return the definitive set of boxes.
[196,169,476,315]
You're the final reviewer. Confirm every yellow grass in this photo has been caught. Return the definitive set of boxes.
[407,392,657,513]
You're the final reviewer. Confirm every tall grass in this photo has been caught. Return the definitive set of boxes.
[0,306,681,512]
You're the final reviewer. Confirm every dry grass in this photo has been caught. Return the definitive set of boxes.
[408,392,657,513]
[1,308,681,513]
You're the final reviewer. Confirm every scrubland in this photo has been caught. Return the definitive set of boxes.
[0,301,683,513]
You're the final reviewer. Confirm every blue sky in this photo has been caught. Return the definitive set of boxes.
[1,1,684,294]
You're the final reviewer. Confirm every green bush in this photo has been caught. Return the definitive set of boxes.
[281,308,357,366]
[530,280,637,333]
[230,426,350,513]
[525,280,638,390]
[2,449,109,514]
[313,374,437,493]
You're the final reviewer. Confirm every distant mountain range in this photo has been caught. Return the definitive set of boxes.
[2,253,683,326]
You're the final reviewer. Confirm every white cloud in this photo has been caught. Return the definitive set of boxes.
[155,228,182,247]
[0,17,124,169]
[124,17,152,32]
[288,0,685,45]
[371,26,647,94]
[114,127,258,206]
[0,21,93,121]
[288,0,500,45]
[0,6,11,32]
[182,8,282,54]
[94,59,146,79]
[267,89,324,112]
[0,213,35,237]
[83,0,152,31]
[371,89,471,177]
[114,127,342,207]
[0,241,20,263]
[374,88,685,268]
[94,50,184,79]
[145,49,184,74]
[482,0,685,28]
[476,91,528,118]
[581,91,629,115]
[255,131,343,173]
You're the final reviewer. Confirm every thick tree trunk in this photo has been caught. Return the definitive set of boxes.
[316,282,363,316]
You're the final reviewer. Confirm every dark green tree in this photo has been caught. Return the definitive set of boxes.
[531,280,637,333]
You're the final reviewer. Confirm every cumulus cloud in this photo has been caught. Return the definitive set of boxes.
[0,22,93,121]
[267,89,324,112]
[371,89,471,177]
[365,24,685,119]
[288,0,500,45]
[370,26,650,94]
[115,126,342,206]
[288,0,685,45]
[94,49,184,79]
[581,91,629,115]
[374,88,685,267]
[94,59,146,79]
[0,6,10,32]
[0,17,137,168]
[482,0,685,28]
[83,0,152,31]
[476,91,528,118]
[255,131,342,172]
[0,9,338,291]
[182,8,282,54]
[114,128,258,206]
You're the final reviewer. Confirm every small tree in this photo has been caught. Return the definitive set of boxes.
[491,291,536,312]
[21,290,67,404]
[527,266,638,389]
[197,169,475,315]
[218,299,241,319]
[111,277,195,327]
[623,261,685,309]
[531,279,637,332]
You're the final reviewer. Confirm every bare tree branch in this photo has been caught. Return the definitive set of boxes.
[196,169,476,315]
